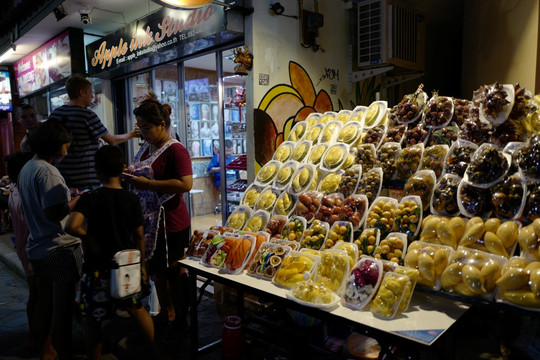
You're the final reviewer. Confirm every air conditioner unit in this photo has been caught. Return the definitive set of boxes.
[352,0,425,72]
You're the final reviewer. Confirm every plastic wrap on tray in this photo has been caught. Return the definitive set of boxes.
[370,272,410,319]
[320,143,350,172]
[405,241,454,290]
[273,160,299,190]
[523,182,540,224]
[200,234,256,275]
[314,249,350,295]
[273,141,295,163]
[269,238,300,251]
[458,117,491,145]
[233,231,271,270]
[503,141,523,175]
[497,257,540,309]
[392,265,420,312]
[337,165,362,198]
[377,142,400,181]
[478,83,515,126]
[365,197,399,238]
[314,193,345,226]
[287,121,307,142]
[360,123,387,149]
[388,84,427,124]
[456,217,520,258]
[337,121,363,145]
[458,180,493,218]
[304,123,324,145]
[396,144,424,180]
[291,140,312,163]
[305,112,322,129]
[490,174,527,221]
[281,216,307,242]
[423,94,454,129]
[430,174,462,217]
[273,251,319,288]
[320,111,337,125]
[354,228,380,257]
[246,242,291,280]
[263,215,288,239]
[362,101,387,129]
[294,191,322,222]
[428,123,459,147]
[254,186,280,212]
[354,143,377,171]
[465,143,510,188]
[334,241,359,268]
[322,221,354,250]
[518,135,540,182]
[300,219,329,251]
[421,144,449,179]
[419,215,466,249]
[254,160,281,186]
[373,232,408,265]
[273,191,296,217]
[243,210,271,232]
[444,139,478,178]
[382,124,406,146]
[306,142,328,165]
[317,170,343,194]
[340,151,357,170]
[518,219,540,262]
[288,280,340,309]
[336,109,352,123]
[441,246,507,299]
[395,196,423,242]
[241,183,264,208]
[451,99,473,126]
[342,257,383,310]
[350,105,368,124]
[403,122,430,147]
[187,229,220,258]
[356,167,383,203]
[320,121,342,144]
[403,169,436,209]
[225,205,252,230]
[341,194,369,230]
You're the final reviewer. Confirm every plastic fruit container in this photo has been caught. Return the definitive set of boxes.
[370,272,410,319]
[342,257,383,310]
[273,251,319,288]
[404,241,454,290]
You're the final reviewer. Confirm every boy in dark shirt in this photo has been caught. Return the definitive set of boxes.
[66,145,160,360]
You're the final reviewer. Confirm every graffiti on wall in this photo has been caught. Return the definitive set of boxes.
[254,61,333,169]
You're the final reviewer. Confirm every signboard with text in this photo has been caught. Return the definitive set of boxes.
[86,5,226,74]
[14,30,73,97]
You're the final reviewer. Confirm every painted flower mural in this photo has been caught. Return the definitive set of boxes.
[254,61,333,169]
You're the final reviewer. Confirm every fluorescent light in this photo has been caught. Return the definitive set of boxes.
[152,0,212,9]
[0,48,15,64]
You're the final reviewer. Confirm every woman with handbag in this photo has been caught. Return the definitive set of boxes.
[124,92,193,331]
[18,118,83,360]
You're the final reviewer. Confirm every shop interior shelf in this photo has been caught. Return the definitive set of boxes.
[227,179,248,192]
[226,155,247,170]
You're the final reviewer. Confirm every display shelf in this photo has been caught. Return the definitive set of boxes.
[226,155,247,170]
[181,258,470,359]
[226,179,247,192]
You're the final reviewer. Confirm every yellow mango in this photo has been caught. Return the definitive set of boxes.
[501,290,540,308]
[437,222,457,249]
[529,268,540,297]
[518,225,538,252]
[495,267,529,291]
[484,218,501,233]
[417,252,435,287]
[422,217,442,239]
[459,223,486,247]
[496,221,518,249]
[503,257,528,273]
[462,264,485,294]
[480,260,501,293]
[484,232,509,258]
[441,262,463,289]
[453,281,481,296]
[433,248,451,275]
[404,249,420,269]
[525,261,540,274]
[533,218,540,236]
[465,217,484,231]
[448,217,466,243]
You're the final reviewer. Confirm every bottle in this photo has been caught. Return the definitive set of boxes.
[148,278,160,316]
[221,315,242,359]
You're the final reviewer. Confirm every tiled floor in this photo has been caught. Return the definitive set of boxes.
[192,213,223,232]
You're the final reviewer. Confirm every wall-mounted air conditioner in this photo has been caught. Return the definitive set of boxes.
[352,0,425,72]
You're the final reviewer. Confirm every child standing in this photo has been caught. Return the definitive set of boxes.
[66,145,161,360]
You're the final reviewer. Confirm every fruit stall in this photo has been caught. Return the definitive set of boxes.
[184,82,540,357]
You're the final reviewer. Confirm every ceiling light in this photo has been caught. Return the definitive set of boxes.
[53,5,68,21]
[152,0,213,9]
[0,48,15,64]
[270,2,285,15]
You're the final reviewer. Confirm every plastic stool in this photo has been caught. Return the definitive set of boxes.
[190,189,205,216]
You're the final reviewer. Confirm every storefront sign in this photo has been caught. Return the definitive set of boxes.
[0,71,13,111]
[86,4,226,74]
[14,30,73,97]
